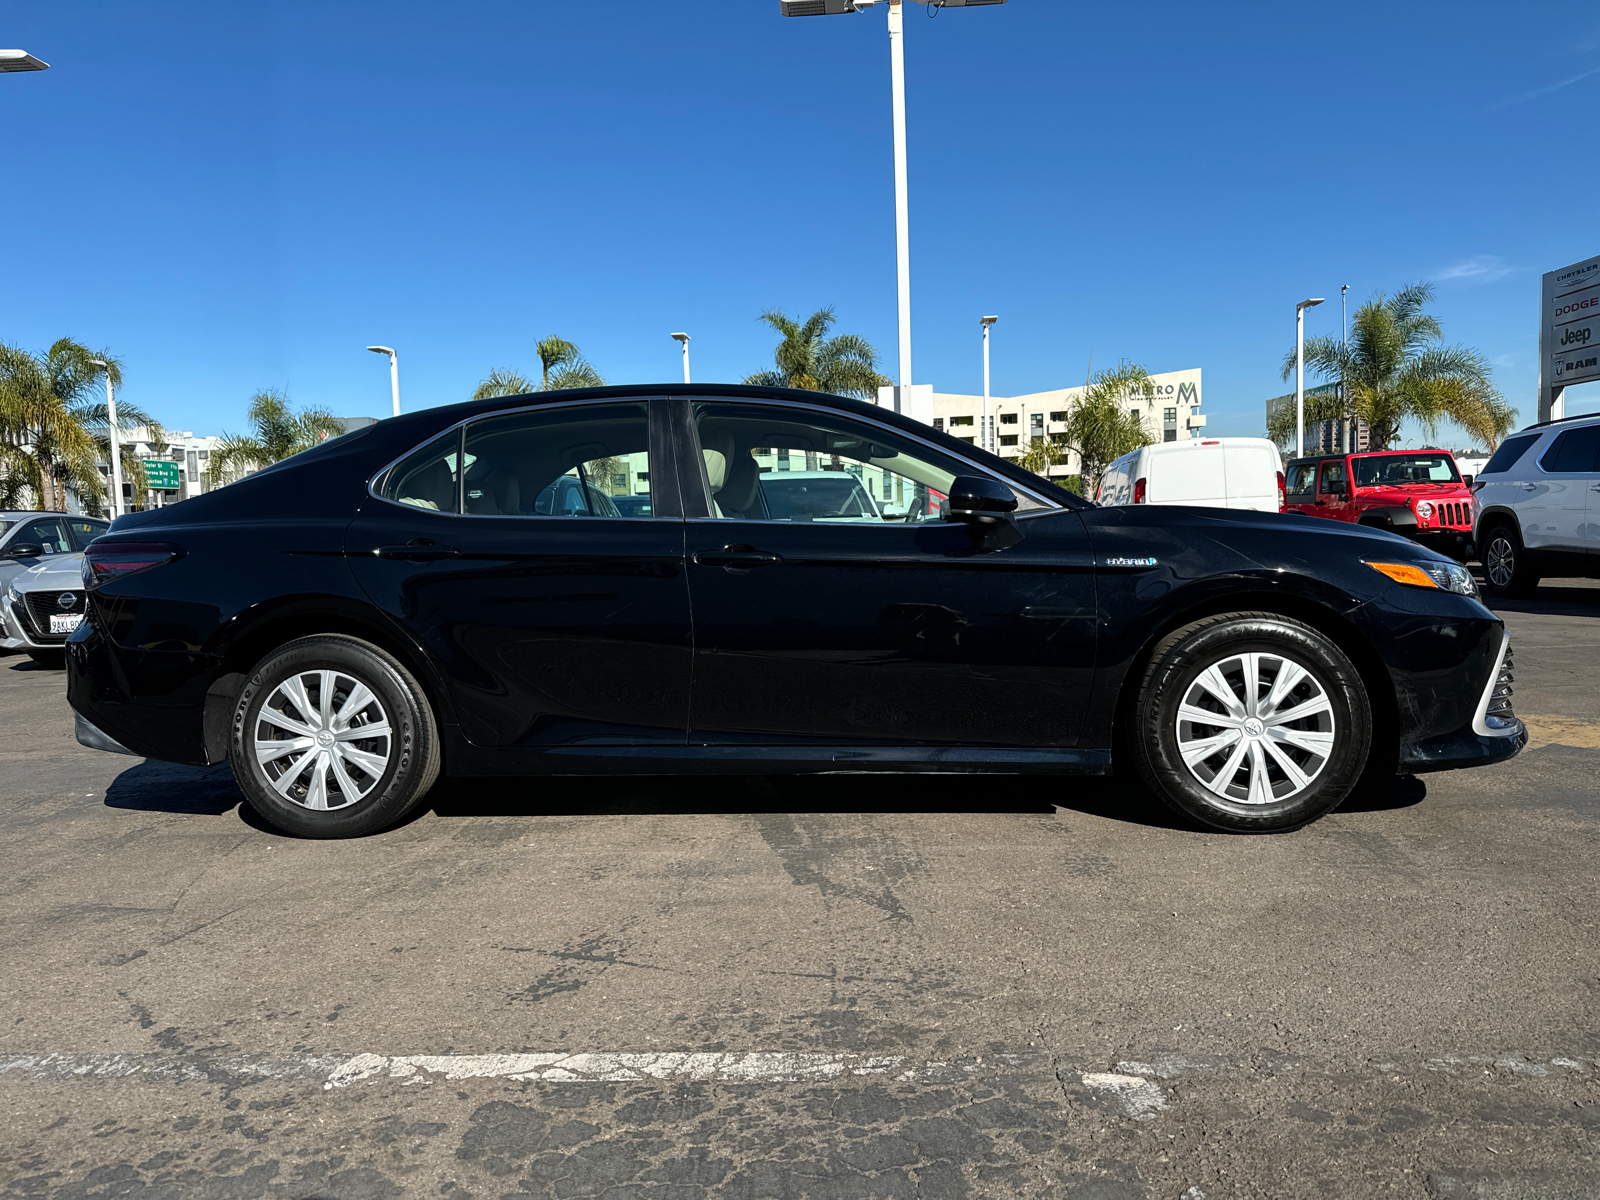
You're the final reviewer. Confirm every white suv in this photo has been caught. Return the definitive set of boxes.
[1473,414,1600,597]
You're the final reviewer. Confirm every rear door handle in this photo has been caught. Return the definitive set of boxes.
[1522,484,1538,491]
[693,545,783,568]
[375,540,460,562]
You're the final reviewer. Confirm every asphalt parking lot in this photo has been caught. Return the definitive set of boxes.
[2,583,1599,1200]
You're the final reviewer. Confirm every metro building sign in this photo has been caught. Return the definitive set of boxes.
[1540,253,1600,420]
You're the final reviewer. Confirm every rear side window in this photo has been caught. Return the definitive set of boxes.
[1482,433,1540,475]
[462,403,652,517]
[1539,425,1600,473]
[382,432,462,513]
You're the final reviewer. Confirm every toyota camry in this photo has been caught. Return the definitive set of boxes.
[67,385,1524,837]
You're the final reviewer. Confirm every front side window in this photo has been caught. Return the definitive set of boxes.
[18,518,71,555]
[1352,454,1461,487]
[462,403,652,517]
[1285,463,1317,495]
[693,401,979,524]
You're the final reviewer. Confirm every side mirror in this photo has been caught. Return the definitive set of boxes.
[946,475,1017,526]
[4,543,43,560]
[1462,474,1474,487]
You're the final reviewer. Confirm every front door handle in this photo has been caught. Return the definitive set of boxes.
[375,540,460,562]
[693,545,783,568]
[1591,484,1600,493]
[1522,483,1538,492]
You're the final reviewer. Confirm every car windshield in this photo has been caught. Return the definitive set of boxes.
[1354,454,1461,487]
[759,475,880,521]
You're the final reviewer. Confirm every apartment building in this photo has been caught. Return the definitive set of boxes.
[927,367,1205,484]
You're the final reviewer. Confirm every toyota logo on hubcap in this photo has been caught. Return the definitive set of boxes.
[56,592,76,611]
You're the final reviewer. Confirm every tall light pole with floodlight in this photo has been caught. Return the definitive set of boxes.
[980,316,998,452]
[367,346,400,417]
[671,333,691,384]
[1295,298,1324,458]
[88,359,124,519]
[1340,283,1350,452]
[0,49,49,72]
[779,0,1009,418]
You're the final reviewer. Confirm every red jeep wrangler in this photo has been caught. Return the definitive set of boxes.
[1283,449,1474,561]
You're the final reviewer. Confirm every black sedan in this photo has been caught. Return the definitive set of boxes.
[67,385,1524,837]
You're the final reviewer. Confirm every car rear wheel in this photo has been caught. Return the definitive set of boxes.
[1480,524,1539,598]
[228,634,441,839]
[1129,613,1372,833]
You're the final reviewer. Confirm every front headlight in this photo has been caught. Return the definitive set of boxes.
[4,581,18,603]
[1414,500,1434,520]
[1366,559,1478,597]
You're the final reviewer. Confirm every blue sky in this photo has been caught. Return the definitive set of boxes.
[5,2,1600,444]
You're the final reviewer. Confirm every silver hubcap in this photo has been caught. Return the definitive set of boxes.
[1175,651,1337,806]
[1486,538,1514,588]
[254,670,392,811]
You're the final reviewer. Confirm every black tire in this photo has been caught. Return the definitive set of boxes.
[228,634,441,838]
[1480,523,1539,598]
[27,650,65,669]
[1128,613,1373,833]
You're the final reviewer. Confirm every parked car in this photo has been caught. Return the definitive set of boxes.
[1096,438,1284,511]
[68,385,1522,838]
[0,513,108,666]
[1283,449,1475,561]
[1473,413,1600,597]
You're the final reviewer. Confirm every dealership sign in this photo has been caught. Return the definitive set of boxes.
[1542,254,1600,394]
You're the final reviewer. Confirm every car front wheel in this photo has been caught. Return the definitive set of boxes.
[1129,613,1373,833]
[229,634,441,838]
[1481,525,1539,598]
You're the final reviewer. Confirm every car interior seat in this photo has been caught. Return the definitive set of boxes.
[396,459,457,511]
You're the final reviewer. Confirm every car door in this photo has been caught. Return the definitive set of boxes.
[1525,424,1600,555]
[676,397,1098,748]
[1283,460,1318,517]
[346,399,693,749]
[1317,459,1351,521]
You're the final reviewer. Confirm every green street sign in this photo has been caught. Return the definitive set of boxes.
[143,459,182,490]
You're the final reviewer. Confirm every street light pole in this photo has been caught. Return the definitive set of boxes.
[778,0,1008,419]
[88,359,123,520]
[671,333,691,384]
[1295,298,1325,459]
[980,316,998,452]
[367,346,400,417]
[1340,283,1350,453]
[888,0,912,404]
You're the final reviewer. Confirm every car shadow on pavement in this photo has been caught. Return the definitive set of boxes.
[426,772,1199,832]
[104,760,246,817]
[1335,772,1427,813]
[1477,575,1600,618]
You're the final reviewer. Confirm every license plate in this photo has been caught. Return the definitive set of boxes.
[49,613,83,634]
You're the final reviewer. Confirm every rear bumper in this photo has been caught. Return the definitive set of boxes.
[66,621,216,765]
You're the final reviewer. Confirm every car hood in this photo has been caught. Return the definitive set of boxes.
[11,552,86,592]
[1081,503,1458,562]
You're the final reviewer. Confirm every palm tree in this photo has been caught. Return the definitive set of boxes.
[744,307,892,399]
[472,368,536,401]
[1045,361,1157,497]
[0,338,161,514]
[204,390,346,488]
[1277,283,1515,451]
[470,338,604,400]
[537,337,604,391]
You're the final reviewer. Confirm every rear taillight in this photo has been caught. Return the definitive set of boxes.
[1132,477,1147,504]
[1277,470,1287,513]
[81,542,185,590]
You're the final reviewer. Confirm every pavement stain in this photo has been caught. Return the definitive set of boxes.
[751,812,925,923]
[1521,713,1600,751]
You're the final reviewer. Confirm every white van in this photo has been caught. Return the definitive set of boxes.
[1096,438,1284,512]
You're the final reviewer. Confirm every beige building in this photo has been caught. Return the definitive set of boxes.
[929,367,1205,484]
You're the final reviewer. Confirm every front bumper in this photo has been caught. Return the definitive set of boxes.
[0,592,49,651]
[1398,628,1524,773]
[1410,528,1473,561]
